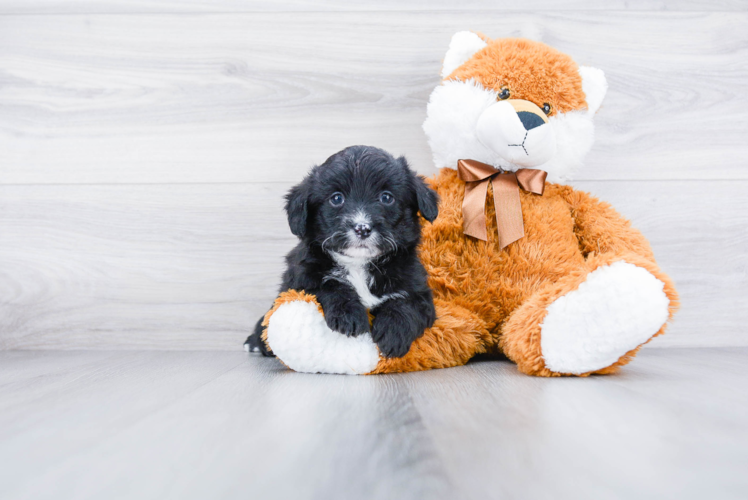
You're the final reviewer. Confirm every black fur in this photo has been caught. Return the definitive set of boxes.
[244,145,439,359]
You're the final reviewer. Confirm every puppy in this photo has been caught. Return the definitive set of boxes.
[245,145,439,358]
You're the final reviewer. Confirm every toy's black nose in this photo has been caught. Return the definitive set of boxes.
[354,223,372,239]
[517,111,545,131]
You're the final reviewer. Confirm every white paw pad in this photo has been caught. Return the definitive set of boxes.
[540,261,670,374]
[266,300,380,375]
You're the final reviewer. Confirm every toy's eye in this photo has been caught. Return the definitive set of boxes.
[498,88,511,100]
[542,103,552,115]
[379,191,394,205]
[329,192,345,206]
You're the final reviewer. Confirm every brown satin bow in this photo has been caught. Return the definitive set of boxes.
[457,159,547,249]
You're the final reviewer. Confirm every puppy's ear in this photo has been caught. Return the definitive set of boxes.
[284,175,312,238]
[415,175,439,223]
[398,156,439,223]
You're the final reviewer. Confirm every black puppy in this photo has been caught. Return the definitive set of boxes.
[244,145,439,358]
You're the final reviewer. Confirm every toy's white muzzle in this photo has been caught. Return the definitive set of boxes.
[475,99,556,168]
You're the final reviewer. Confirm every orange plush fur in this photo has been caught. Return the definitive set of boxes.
[447,38,588,115]
[362,169,678,376]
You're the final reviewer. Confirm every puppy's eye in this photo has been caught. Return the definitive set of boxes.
[498,88,511,100]
[329,192,345,206]
[379,191,394,205]
[542,103,552,115]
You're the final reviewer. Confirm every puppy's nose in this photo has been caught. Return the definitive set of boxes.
[517,111,545,131]
[354,223,372,239]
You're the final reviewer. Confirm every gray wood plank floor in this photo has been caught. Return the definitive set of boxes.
[1,348,746,500]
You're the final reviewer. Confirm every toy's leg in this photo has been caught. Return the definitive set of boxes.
[260,290,490,375]
[261,290,380,375]
[500,252,678,377]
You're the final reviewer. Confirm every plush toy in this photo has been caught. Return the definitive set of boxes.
[259,34,679,376]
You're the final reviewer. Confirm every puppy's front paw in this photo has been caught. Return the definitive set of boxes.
[324,304,370,337]
[371,312,419,358]
[376,335,413,359]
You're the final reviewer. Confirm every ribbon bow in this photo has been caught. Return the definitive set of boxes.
[457,159,547,249]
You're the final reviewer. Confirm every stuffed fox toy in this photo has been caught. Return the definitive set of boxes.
[258,33,679,376]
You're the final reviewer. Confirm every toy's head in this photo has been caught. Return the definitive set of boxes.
[423,33,608,183]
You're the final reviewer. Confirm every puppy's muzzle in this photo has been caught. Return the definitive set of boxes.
[475,99,556,168]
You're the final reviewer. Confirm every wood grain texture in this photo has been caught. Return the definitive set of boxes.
[2,0,746,15]
[0,348,746,499]
[1,180,745,349]
[1,11,747,183]
[0,183,292,350]
[1,7,745,350]
[405,347,748,499]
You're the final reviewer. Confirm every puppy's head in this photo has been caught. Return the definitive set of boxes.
[285,145,438,260]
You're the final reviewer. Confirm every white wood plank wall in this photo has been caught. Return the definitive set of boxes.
[1,2,746,350]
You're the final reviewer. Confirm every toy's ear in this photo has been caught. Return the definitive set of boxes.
[579,66,608,116]
[441,31,488,78]
[284,176,312,238]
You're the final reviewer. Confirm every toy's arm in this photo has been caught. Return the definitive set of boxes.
[562,188,656,262]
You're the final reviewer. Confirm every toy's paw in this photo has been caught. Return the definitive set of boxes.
[266,300,380,375]
[371,312,418,359]
[540,261,670,375]
[324,303,370,337]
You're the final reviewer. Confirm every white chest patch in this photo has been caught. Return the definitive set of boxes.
[330,253,406,309]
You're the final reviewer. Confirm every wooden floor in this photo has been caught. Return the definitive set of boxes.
[1,348,746,500]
